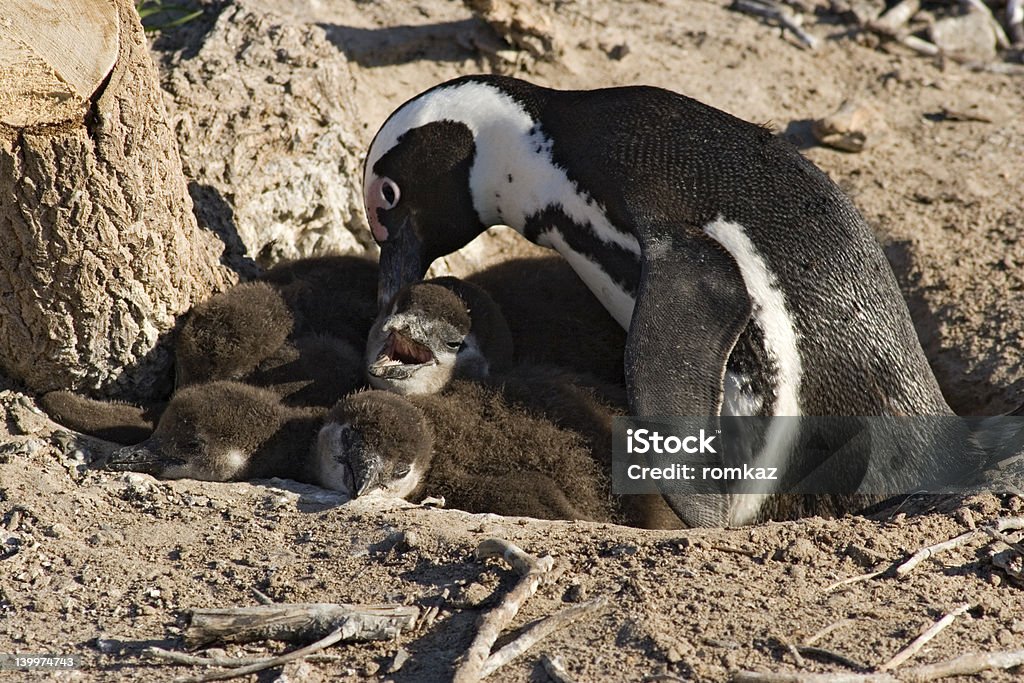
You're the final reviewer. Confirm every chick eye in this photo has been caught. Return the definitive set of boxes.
[380,178,400,209]
[445,340,462,350]
[393,465,411,478]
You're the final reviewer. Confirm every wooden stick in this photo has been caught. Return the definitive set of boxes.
[730,0,820,49]
[983,526,1024,555]
[183,602,419,648]
[804,619,855,646]
[824,569,885,591]
[173,625,347,683]
[143,646,344,668]
[896,517,1024,577]
[480,596,609,678]
[540,654,576,683]
[145,647,269,667]
[877,604,971,671]
[903,648,1024,681]
[733,671,898,682]
[894,530,981,577]
[453,539,554,682]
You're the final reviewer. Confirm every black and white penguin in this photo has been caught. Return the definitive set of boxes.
[366,277,513,395]
[317,387,616,522]
[105,381,324,483]
[362,75,981,526]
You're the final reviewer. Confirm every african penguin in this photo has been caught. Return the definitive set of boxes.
[466,255,627,389]
[105,381,324,483]
[174,281,294,389]
[317,386,616,522]
[362,75,983,527]
[361,277,683,528]
[261,254,379,350]
[366,277,512,395]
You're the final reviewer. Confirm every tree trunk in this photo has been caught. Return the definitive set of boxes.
[0,0,235,400]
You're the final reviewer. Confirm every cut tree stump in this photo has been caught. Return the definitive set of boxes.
[0,0,234,400]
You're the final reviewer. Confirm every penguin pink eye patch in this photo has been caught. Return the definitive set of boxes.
[366,176,401,242]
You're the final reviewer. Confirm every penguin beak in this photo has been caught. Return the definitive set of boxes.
[352,451,385,496]
[368,329,437,379]
[104,441,181,476]
[377,215,426,310]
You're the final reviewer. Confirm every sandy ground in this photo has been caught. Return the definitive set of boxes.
[2,0,1024,681]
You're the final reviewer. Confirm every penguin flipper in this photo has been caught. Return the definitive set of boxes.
[625,235,751,527]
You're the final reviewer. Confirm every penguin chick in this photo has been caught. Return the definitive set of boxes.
[261,254,379,349]
[319,385,615,522]
[105,381,324,483]
[175,281,294,387]
[247,334,366,408]
[363,275,680,528]
[365,278,512,395]
[39,391,163,444]
[466,256,627,388]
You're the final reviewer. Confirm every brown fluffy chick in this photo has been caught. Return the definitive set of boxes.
[317,386,615,522]
[261,254,378,348]
[466,256,627,388]
[363,276,681,529]
[365,278,513,395]
[174,281,294,388]
[105,381,323,483]
[38,391,163,445]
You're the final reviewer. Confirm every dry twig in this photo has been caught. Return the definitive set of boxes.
[877,604,971,671]
[453,538,555,682]
[480,596,609,678]
[173,625,347,683]
[730,0,820,49]
[540,653,577,683]
[896,517,1024,577]
[903,648,1024,680]
[804,619,855,646]
[824,569,886,591]
[184,602,419,648]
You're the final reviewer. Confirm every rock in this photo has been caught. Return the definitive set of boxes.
[811,100,883,152]
[929,10,998,63]
[161,0,371,268]
[388,647,410,673]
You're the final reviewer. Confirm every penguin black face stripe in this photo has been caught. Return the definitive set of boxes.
[365,78,641,313]
[365,76,968,528]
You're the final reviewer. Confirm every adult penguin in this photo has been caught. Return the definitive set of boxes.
[362,75,979,526]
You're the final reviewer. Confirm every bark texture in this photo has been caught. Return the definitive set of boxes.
[0,0,234,400]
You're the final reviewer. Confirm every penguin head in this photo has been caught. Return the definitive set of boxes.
[316,390,433,501]
[105,382,283,481]
[364,81,510,309]
[365,278,513,395]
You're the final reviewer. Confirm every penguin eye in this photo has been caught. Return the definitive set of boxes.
[379,178,400,209]
[445,340,462,351]
[393,465,411,478]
